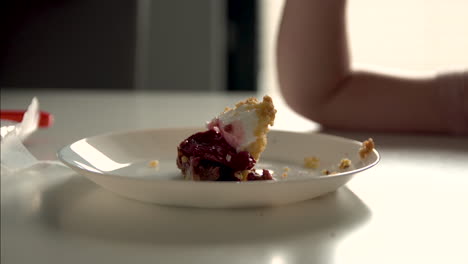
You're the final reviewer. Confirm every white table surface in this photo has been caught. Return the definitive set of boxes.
[1,89,468,264]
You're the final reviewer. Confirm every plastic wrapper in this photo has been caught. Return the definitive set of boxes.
[1,98,63,175]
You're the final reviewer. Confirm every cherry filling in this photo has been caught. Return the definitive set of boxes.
[177,129,272,181]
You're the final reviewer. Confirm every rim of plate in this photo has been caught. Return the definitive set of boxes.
[57,127,381,185]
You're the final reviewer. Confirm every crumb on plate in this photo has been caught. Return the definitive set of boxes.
[234,170,251,181]
[282,167,290,178]
[148,160,160,168]
[338,158,352,170]
[304,156,320,169]
[359,138,375,159]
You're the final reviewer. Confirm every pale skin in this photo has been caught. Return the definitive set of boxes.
[277,0,467,134]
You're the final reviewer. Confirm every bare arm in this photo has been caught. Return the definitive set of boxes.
[277,0,467,134]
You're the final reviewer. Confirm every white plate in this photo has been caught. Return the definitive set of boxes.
[57,128,379,208]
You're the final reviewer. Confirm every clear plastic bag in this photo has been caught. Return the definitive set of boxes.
[1,98,63,175]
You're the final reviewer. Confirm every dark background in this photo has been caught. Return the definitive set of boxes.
[0,0,258,91]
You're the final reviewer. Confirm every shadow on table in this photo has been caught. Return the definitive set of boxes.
[39,175,370,247]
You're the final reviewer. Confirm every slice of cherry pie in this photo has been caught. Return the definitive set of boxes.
[177,96,276,181]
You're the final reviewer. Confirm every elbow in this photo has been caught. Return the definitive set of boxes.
[280,92,342,130]
[276,58,327,124]
[278,83,329,125]
[278,74,354,128]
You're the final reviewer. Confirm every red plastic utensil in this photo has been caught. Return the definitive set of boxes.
[0,110,54,128]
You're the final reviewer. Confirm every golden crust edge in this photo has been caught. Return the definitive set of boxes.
[245,96,276,160]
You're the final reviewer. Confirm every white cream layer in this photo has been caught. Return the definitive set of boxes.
[207,104,258,152]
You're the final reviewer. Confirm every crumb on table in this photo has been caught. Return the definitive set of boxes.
[359,138,375,159]
[338,158,352,170]
[321,169,337,176]
[148,160,160,168]
[304,156,320,169]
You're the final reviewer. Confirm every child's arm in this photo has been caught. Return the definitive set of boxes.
[277,0,467,134]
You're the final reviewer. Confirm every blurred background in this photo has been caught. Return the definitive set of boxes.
[1,0,467,93]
